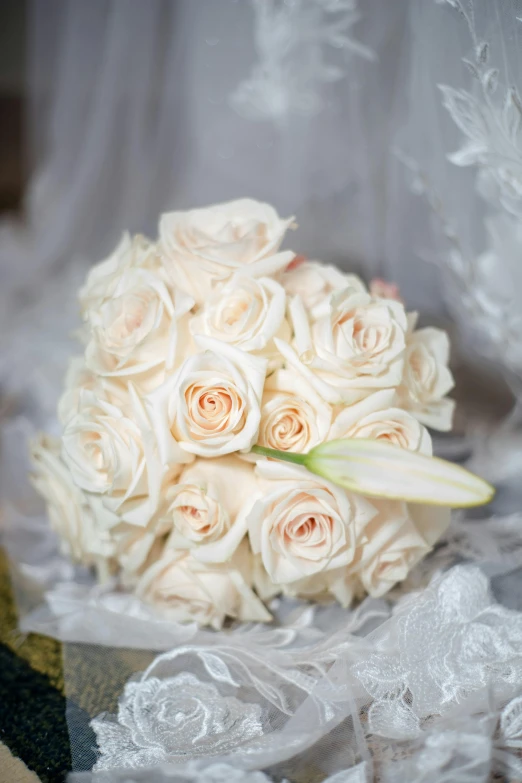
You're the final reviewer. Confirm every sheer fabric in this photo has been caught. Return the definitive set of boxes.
[2,1,522,781]
[394,0,522,369]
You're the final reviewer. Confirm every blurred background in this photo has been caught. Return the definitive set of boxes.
[0,0,518,465]
[0,0,24,215]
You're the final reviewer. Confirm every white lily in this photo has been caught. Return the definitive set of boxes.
[251,438,494,508]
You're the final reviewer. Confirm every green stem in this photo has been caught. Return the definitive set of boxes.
[251,444,308,466]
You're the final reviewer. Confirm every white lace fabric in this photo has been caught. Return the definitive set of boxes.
[56,563,522,782]
[231,0,374,121]
[92,672,265,769]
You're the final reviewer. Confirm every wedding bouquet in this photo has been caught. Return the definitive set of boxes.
[30,199,491,629]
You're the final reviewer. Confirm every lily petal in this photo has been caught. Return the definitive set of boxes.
[304,438,494,508]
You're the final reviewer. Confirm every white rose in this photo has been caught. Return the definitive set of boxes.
[85,266,193,388]
[328,388,432,455]
[136,543,271,629]
[159,199,295,303]
[79,233,157,314]
[257,369,332,453]
[355,500,450,597]
[163,456,261,562]
[248,461,376,585]
[147,337,266,459]
[61,383,181,526]
[276,290,408,404]
[190,275,290,367]
[398,327,455,431]
[30,434,114,573]
[282,260,367,315]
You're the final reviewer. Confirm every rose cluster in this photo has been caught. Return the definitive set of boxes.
[31,199,455,628]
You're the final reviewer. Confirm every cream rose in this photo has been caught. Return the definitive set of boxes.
[248,461,376,585]
[79,233,158,314]
[58,358,98,426]
[107,463,184,582]
[252,550,361,609]
[398,327,455,431]
[85,267,194,388]
[328,388,432,455]
[111,515,171,585]
[355,500,450,597]
[147,337,266,459]
[276,290,408,404]
[163,456,260,562]
[30,434,115,573]
[159,199,295,303]
[136,544,271,628]
[257,369,332,453]
[282,260,367,315]
[61,384,181,526]
[190,275,290,366]
[279,568,363,608]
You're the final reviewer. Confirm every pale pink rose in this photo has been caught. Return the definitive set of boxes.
[163,456,261,563]
[136,543,271,629]
[258,369,332,453]
[281,260,367,315]
[328,389,432,455]
[248,461,376,586]
[147,337,266,460]
[398,327,455,431]
[369,278,403,302]
[285,254,307,271]
[159,199,295,303]
[276,289,408,404]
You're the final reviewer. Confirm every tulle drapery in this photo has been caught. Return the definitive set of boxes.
[0,0,449,415]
